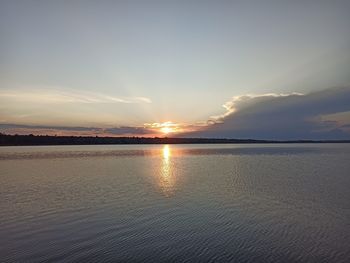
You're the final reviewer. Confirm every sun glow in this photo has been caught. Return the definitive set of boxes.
[144,121,181,135]
[161,127,174,134]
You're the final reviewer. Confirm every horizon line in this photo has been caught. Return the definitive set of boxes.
[1,133,350,146]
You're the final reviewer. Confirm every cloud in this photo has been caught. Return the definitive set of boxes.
[0,123,154,137]
[184,87,350,140]
[0,122,199,137]
[2,87,350,140]
[0,88,152,104]
[104,126,151,135]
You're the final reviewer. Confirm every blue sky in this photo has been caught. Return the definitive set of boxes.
[1,0,350,139]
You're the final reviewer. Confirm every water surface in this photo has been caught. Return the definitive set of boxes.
[0,144,349,262]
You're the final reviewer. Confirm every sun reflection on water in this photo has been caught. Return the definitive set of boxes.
[163,145,170,162]
[159,145,175,197]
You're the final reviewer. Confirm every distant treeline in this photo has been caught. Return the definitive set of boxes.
[1,133,349,146]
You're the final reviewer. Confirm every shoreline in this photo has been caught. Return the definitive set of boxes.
[1,134,349,146]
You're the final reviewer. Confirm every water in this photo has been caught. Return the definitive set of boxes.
[0,144,349,262]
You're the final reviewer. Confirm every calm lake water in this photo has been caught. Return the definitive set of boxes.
[0,144,349,262]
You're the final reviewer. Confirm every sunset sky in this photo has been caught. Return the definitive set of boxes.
[1,0,350,139]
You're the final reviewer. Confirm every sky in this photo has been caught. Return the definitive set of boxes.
[1,0,350,139]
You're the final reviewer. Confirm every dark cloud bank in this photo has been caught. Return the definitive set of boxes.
[0,124,151,136]
[184,87,350,140]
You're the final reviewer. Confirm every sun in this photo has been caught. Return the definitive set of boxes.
[161,127,173,134]
[144,121,181,135]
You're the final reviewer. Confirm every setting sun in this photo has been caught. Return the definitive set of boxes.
[161,127,173,134]
[144,121,182,135]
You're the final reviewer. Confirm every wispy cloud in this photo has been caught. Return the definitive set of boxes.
[0,88,152,104]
